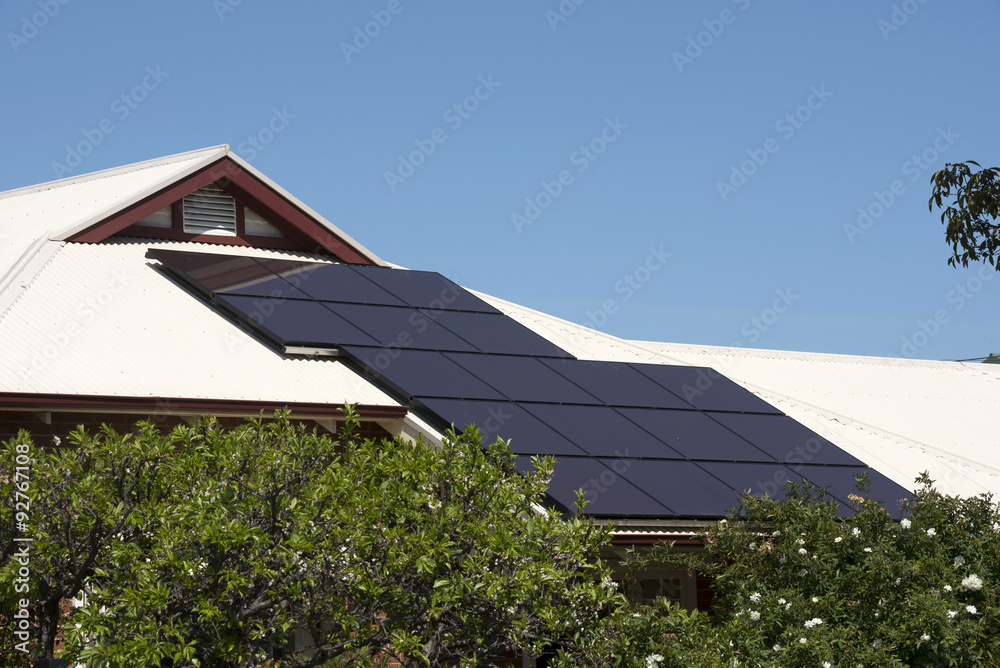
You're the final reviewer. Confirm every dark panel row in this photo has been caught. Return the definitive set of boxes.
[150,249,501,312]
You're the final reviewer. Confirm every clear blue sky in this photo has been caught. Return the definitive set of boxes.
[4,0,998,361]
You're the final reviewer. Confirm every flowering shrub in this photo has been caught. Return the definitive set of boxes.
[649,473,1000,667]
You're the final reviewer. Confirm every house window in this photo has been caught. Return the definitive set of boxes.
[125,182,292,247]
[625,568,697,610]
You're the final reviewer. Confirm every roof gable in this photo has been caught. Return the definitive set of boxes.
[0,146,383,266]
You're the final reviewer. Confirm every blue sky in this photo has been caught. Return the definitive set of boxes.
[3,0,998,361]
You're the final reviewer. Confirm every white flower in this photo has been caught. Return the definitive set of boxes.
[804,617,823,628]
[961,574,983,591]
[601,576,618,591]
[873,639,882,649]
[778,598,786,604]
[772,529,781,537]
[927,528,937,537]
[812,596,820,603]
[864,547,873,553]
[947,610,958,618]
[799,548,807,555]
[852,527,861,537]
[786,602,792,610]
[900,518,912,529]
[749,542,757,550]
[773,644,782,651]
[799,637,807,644]
[750,592,761,603]
[921,633,930,641]
[944,585,953,592]
[749,610,761,621]
[834,536,843,543]
[645,654,664,668]
[966,605,978,615]
[779,556,787,564]
[796,538,805,545]
[954,555,966,566]
[823,663,831,668]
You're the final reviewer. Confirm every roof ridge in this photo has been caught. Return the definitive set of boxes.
[0,145,229,201]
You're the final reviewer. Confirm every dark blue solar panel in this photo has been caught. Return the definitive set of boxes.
[218,295,379,347]
[630,363,782,414]
[707,413,865,466]
[150,250,309,297]
[321,303,477,352]
[599,459,743,517]
[430,311,571,357]
[417,398,588,456]
[793,466,908,517]
[256,260,407,306]
[696,461,802,503]
[445,354,600,403]
[350,266,500,313]
[521,404,685,459]
[514,456,671,516]
[541,359,690,408]
[617,408,775,462]
[340,347,505,401]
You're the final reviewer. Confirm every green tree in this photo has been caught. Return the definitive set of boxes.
[929,161,1000,269]
[3,409,626,667]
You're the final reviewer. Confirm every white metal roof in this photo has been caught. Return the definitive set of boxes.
[0,237,400,407]
[478,292,1000,500]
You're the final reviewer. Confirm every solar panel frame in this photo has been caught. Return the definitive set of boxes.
[514,456,673,516]
[617,408,776,462]
[541,358,691,408]
[217,295,380,347]
[521,403,687,459]
[429,310,572,357]
[321,303,478,352]
[445,353,602,404]
[416,398,590,456]
[629,363,782,414]
[349,265,501,313]
[258,261,407,306]
[339,346,507,401]
[594,458,741,517]
[707,413,866,466]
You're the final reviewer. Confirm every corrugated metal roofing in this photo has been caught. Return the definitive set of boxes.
[480,293,1000,501]
[0,237,400,407]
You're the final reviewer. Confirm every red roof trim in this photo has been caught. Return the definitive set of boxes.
[65,157,375,265]
[0,393,407,419]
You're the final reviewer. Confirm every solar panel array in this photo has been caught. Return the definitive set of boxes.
[150,249,910,518]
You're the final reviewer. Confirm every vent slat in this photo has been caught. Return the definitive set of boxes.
[183,184,236,236]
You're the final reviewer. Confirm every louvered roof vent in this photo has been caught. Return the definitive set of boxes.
[182,184,236,236]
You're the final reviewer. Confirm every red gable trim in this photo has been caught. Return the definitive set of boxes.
[66,157,375,265]
[0,393,407,420]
